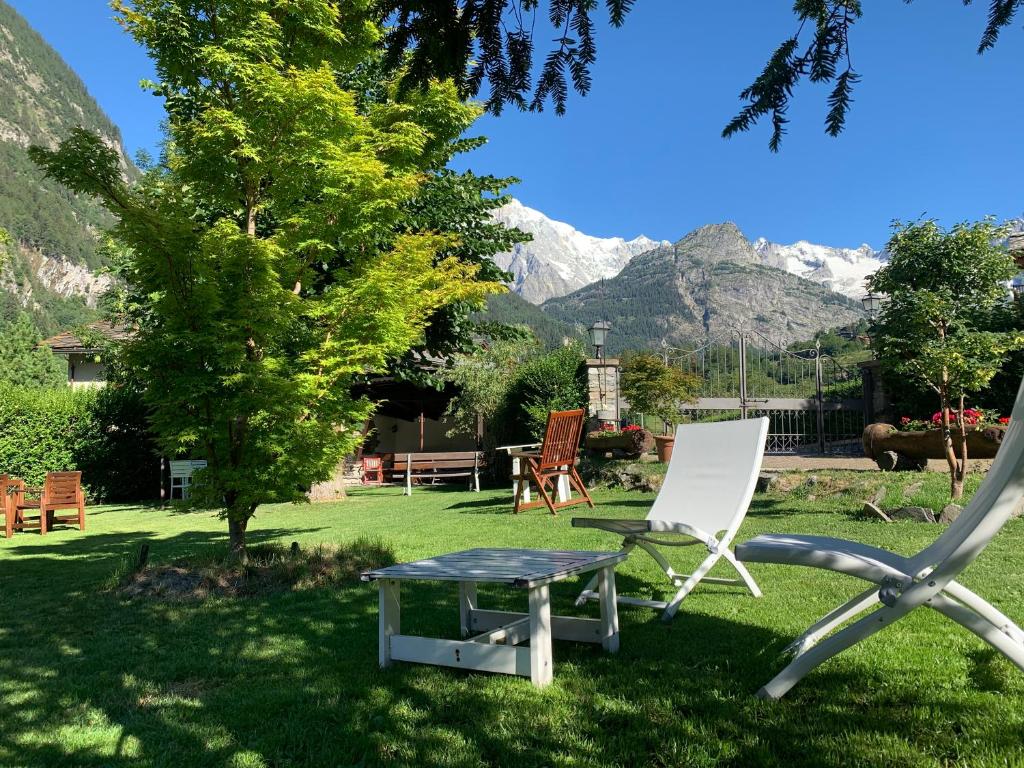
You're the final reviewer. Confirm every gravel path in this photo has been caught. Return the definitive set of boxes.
[761,456,993,473]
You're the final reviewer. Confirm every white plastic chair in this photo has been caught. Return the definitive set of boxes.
[573,417,769,621]
[736,378,1024,699]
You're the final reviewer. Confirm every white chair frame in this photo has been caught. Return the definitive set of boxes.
[573,417,769,621]
[737,378,1024,699]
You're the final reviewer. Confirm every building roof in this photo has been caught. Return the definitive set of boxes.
[40,322,131,355]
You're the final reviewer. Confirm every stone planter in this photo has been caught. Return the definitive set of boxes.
[585,429,653,458]
[654,434,675,464]
[863,423,1006,470]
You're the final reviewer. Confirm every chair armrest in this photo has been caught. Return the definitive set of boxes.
[571,518,653,536]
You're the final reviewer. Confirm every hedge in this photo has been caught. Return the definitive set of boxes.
[0,383,160,502]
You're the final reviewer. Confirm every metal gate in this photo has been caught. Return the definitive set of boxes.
[664,330,866,455]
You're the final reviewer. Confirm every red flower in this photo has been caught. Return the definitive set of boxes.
[1000,417,1011,425]
[622,424,643,432]
[900,416,911,425]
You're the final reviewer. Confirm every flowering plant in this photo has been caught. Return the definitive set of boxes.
[896,408,1007,431]
[622,424,644,433]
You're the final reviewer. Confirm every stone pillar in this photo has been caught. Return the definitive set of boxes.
[858,359,892,424]
[586,358,620,427]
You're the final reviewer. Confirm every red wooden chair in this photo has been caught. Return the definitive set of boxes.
[512,409,594,515]
[361,455,384,486]
[12,472,85,535]
[1,474,15,539]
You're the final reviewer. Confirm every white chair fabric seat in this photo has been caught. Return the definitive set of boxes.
[574,417,769,621]
[737,534,911,583]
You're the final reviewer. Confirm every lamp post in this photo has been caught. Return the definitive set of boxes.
[588,320,611,360]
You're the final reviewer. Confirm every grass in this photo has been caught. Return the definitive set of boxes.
[2,472,1023,767]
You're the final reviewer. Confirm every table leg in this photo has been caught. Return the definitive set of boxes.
[459,581,477,637]
[598,566,620,653]
[379,579,400,668]
[557,468,569,503]
[511,455,531,503]
[528,584,553,687]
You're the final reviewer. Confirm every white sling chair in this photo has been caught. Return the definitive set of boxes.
[736,378,1024,700]
[573,417,769,621]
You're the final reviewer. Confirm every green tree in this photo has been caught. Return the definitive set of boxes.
[441,335,536,448]
[870,219,1024,499]
[380,1,1021,149]
[31,1,499,558]
[0,312,66,389]
[620,352,700,434]
[508,343,589,439]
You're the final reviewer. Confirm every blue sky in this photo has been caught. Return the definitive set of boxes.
[9,0,1022,250]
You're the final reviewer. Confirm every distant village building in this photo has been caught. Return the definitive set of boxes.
[39,322,128,388]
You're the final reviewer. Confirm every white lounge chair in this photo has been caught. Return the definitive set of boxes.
[573,417,769,621]
[736,378,1024,700]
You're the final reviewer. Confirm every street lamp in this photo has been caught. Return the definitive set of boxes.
[588,320,611,360]
[861,291,884,315]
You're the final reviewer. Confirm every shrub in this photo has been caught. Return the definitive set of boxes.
[0,382,159,502]
[503,344,588,440]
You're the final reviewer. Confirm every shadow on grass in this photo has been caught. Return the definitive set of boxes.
[2,530,1023,767]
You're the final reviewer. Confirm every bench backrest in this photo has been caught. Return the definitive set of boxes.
[537,409,586,470]
[44,471,82,507]
[393,452,486,471]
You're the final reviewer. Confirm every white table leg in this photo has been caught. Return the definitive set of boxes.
[528,584,553,687]
[459,581,478,638]
[598,566,620,653]
[557,468,570,503]
[379,579,400,668]
[511,455,531,503]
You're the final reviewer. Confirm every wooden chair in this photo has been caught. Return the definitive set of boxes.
[1,474,15,539]
[12,472,85,535]
[512,409,594,515]
[361,455,384,486]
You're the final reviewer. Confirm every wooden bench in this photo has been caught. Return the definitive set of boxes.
[391,451,487,495]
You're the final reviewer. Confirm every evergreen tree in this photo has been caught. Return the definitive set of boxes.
[380,1,1021,149]
[0,312,66,389]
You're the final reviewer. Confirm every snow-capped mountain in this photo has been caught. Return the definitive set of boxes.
[752,238,886,300]
[491,199,668,304]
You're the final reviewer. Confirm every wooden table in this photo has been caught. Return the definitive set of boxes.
[362,548,627,687]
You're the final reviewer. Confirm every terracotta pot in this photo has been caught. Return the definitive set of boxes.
[654,434,675,464]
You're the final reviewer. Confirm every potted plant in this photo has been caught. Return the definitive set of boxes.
[620,353,701,463]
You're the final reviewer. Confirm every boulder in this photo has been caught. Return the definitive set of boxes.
[938,504,963,525]
[756,472,779,493]
[875,451,928,472]
[890,506,937,523]
[861,502,892,523]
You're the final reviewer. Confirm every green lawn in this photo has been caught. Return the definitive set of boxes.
[2,472,1024,767]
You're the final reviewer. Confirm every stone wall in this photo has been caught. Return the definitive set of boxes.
[586,358,620,422]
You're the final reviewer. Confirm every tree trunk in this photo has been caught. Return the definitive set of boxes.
[951,393,968,500]
[939,386,960,500]
[228,516,248,563]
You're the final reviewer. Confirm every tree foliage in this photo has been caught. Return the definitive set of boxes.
[620,352,700,431]
[442,338,588,445]
[0,312,66,389]
[31,1,501,557]
[380,1,1022,149]
[870,219,1024,498]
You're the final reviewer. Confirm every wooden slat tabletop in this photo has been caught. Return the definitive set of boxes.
[362,548,627,588]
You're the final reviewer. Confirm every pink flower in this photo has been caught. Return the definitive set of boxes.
[900,416,911,425]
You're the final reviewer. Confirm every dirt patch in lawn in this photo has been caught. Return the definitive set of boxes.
[116,538,395,601]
